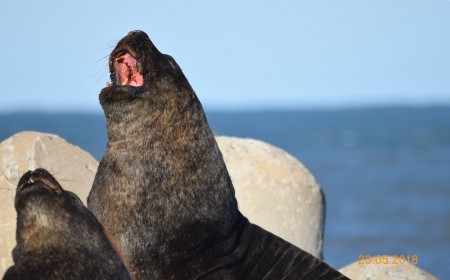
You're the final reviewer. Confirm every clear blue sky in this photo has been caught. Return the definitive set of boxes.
[1,0,449,112]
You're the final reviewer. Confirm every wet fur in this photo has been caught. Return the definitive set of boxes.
[88,31,347,279]
[3,169,131,280]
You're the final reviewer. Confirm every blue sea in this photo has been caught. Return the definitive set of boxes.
[1,106,449,279]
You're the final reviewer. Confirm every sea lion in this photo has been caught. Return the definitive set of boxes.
[3,168,131,280]
[88,30,347,279]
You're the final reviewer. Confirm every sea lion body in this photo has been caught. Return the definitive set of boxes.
[3,169,131,280]
[88,30,347,279]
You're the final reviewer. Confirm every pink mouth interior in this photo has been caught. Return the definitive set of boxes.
[114,53,144,87]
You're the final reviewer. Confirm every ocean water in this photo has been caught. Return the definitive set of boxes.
[1,106,449,278]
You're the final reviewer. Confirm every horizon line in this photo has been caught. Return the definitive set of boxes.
[1,103,450,115]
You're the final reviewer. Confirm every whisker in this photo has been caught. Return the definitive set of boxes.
[0,179,17,190]
[91,43,114,82]
[89,37,120,85]
[58,179,77,183]
[108,37,121,46]
[95,54,111,64]
[92,67,110,82]
[48,169,79,184]
[39,168,57,178]
[100,44,115,51]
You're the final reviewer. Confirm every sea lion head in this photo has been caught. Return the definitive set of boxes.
[14,168,91,250]
[7,168,131,279]
[101,30,193,100]
[99,30,199,142]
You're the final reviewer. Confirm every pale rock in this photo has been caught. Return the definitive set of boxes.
[216,136,324,258]
[339,256,438,280]
[0,131,98,276]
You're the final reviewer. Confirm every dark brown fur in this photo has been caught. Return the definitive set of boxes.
[88,30,347,279]
[3,169,131,280]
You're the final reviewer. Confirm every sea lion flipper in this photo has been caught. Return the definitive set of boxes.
[234,223,349,279]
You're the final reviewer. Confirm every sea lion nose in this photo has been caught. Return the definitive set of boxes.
[128,30,145,36]
[126,30,151,42]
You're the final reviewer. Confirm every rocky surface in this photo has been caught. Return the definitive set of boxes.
[216,136,324,258]
[0,131,98,275]
[339,256,438,280]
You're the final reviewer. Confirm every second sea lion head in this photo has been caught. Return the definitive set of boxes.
[7,168,132,279]
[14,169,103,251]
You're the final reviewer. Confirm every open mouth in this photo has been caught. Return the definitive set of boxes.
[109,51,144,87]
[17,170,62,196]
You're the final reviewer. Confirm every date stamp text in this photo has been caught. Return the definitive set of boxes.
[358,255,418,265]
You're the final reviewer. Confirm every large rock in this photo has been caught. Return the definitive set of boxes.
[0,132,324,276]
[0,131,98,275]
[216,136,324,258]
[339,256,438,280]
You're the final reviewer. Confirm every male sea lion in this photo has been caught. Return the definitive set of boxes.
[3,168,131,280]
[88,30,347,279]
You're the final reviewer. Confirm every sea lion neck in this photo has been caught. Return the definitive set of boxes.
[99,78,201,144]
